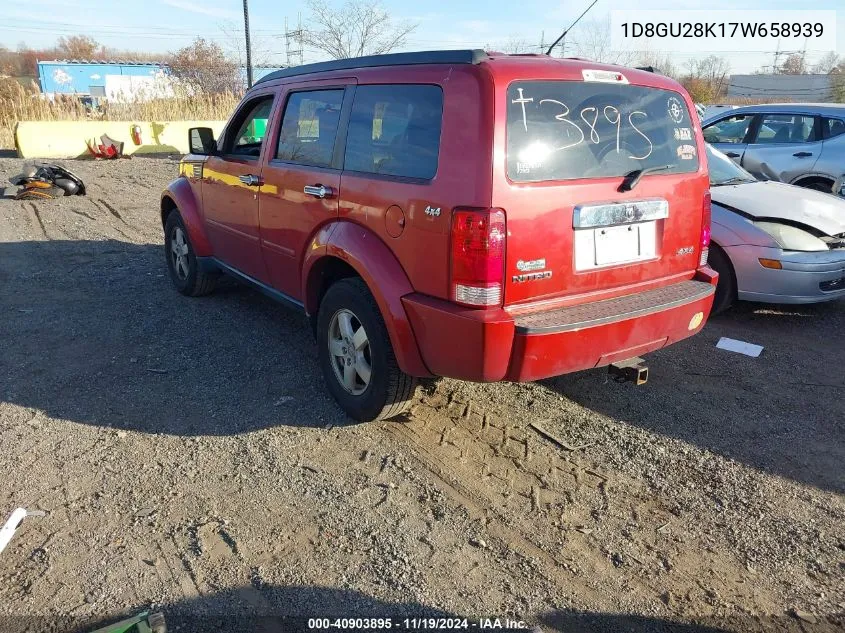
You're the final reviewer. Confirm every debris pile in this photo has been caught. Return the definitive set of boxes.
[9,163,86,200]
[86,133,125,159]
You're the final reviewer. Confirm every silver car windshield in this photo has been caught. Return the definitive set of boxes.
[707,144,756,186]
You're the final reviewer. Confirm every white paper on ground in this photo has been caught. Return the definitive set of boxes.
[0,508,27,554]
[716,337,764,358]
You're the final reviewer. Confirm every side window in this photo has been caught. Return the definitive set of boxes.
[344,84,444,180]
[823,117,845,139]
[754,114,816,144]
[276,90,344,168]
[225,96,275,158]
[703,114,753,144]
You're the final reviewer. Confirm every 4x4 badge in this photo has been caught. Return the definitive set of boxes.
[424,205,441,217]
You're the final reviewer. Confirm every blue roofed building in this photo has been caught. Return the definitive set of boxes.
[37,60,288,101]
[37,60,170,101]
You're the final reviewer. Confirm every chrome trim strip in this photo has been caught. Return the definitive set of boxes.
[573,198,669,229]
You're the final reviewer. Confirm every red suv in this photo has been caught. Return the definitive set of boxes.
[161,50,717,421]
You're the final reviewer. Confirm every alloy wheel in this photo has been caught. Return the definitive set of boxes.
[170,226,190,280]
[328,308,372,395]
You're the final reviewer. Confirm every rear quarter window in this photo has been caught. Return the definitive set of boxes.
[344,84,443,180]
[507,81,699,182]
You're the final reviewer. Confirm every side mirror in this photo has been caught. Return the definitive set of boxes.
[189,127,216,155]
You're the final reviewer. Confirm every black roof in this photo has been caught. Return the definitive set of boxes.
[255,49,488,85]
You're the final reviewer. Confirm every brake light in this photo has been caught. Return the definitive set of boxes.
[700,190,711,266]
[450,208,506,307]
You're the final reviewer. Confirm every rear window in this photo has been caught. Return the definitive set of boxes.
[507,80,699,182]
[344,84,443,180]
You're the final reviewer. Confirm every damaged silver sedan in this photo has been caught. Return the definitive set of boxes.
[706,144,845,312]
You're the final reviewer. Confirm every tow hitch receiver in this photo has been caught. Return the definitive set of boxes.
[608,357,649,385]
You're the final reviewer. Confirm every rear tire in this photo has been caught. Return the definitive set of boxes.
[708,243,736,314]
[164,210,218,296]
[317,278,417,421]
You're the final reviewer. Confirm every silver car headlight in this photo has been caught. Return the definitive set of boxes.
[754,222,828,252]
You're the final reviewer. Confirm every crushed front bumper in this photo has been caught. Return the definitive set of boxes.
[725,244,845,304]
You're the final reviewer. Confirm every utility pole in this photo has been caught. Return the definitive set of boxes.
[243,0,253,87]
[285,14,304,67]
[771,41,781,74]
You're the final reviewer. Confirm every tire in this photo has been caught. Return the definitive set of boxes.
[708,243,736,314]
[800,178,834,193]
[164,210,218,296]
[316,278,417,421]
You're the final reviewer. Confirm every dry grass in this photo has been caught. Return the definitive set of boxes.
[0,79,239,150]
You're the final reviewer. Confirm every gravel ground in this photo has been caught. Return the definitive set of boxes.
[0,157,842,633]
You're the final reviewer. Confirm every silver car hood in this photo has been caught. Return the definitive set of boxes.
[711,181,845,237]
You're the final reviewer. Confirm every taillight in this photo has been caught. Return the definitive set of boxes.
[700,190,711,266]
[450,208,506,307]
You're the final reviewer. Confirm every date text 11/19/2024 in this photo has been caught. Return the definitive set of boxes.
[307,617,535,630]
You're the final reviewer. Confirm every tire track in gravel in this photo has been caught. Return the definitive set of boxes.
[87,198,139,241]
[382,397,609,608]
[384,387,771,618]
[22,201,47,240]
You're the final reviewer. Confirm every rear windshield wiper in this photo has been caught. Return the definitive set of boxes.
[618,164,672,192]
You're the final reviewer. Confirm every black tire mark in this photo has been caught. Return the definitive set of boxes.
[67,208,98,221]
[23,201,48,239]
[87,198,136,241]
[98,198,128,224]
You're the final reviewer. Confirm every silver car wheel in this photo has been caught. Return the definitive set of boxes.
[328,308,372,396]
[170,227,190,280]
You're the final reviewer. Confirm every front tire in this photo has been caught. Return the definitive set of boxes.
[708,244,736,314]
[164,210,218,296]
[317,278,417,421]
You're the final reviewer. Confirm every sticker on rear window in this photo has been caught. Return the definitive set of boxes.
[667,96,685,124]
[673,127,692,141]
[677,144,696,160]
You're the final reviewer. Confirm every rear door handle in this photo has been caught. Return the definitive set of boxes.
[239,174,261,186]
[304,184,335,199]
[793,151,813,158]
[725,152,741,158]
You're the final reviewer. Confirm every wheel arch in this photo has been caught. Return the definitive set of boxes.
[709,240,738,297]
[160,178,213,257]
[302,221,432,378]
[791,173,834,190]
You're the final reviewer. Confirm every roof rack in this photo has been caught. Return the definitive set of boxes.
[255,49,488,85]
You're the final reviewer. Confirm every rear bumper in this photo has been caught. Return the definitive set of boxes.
[402,270,717,382]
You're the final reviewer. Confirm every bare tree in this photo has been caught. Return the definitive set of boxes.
[500,37,536,55]
[568,18,635,66]
[170,38,242,94]
[219,21,275,74]
[633,49,679,80]
[812,51,840,74]
[56,35,100,59]
[685,55,730,97]
[301,0,417,60]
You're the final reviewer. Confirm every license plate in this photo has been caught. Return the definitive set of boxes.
[595,224,641,266]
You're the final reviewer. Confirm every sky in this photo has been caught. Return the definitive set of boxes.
[1,0,842,75]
